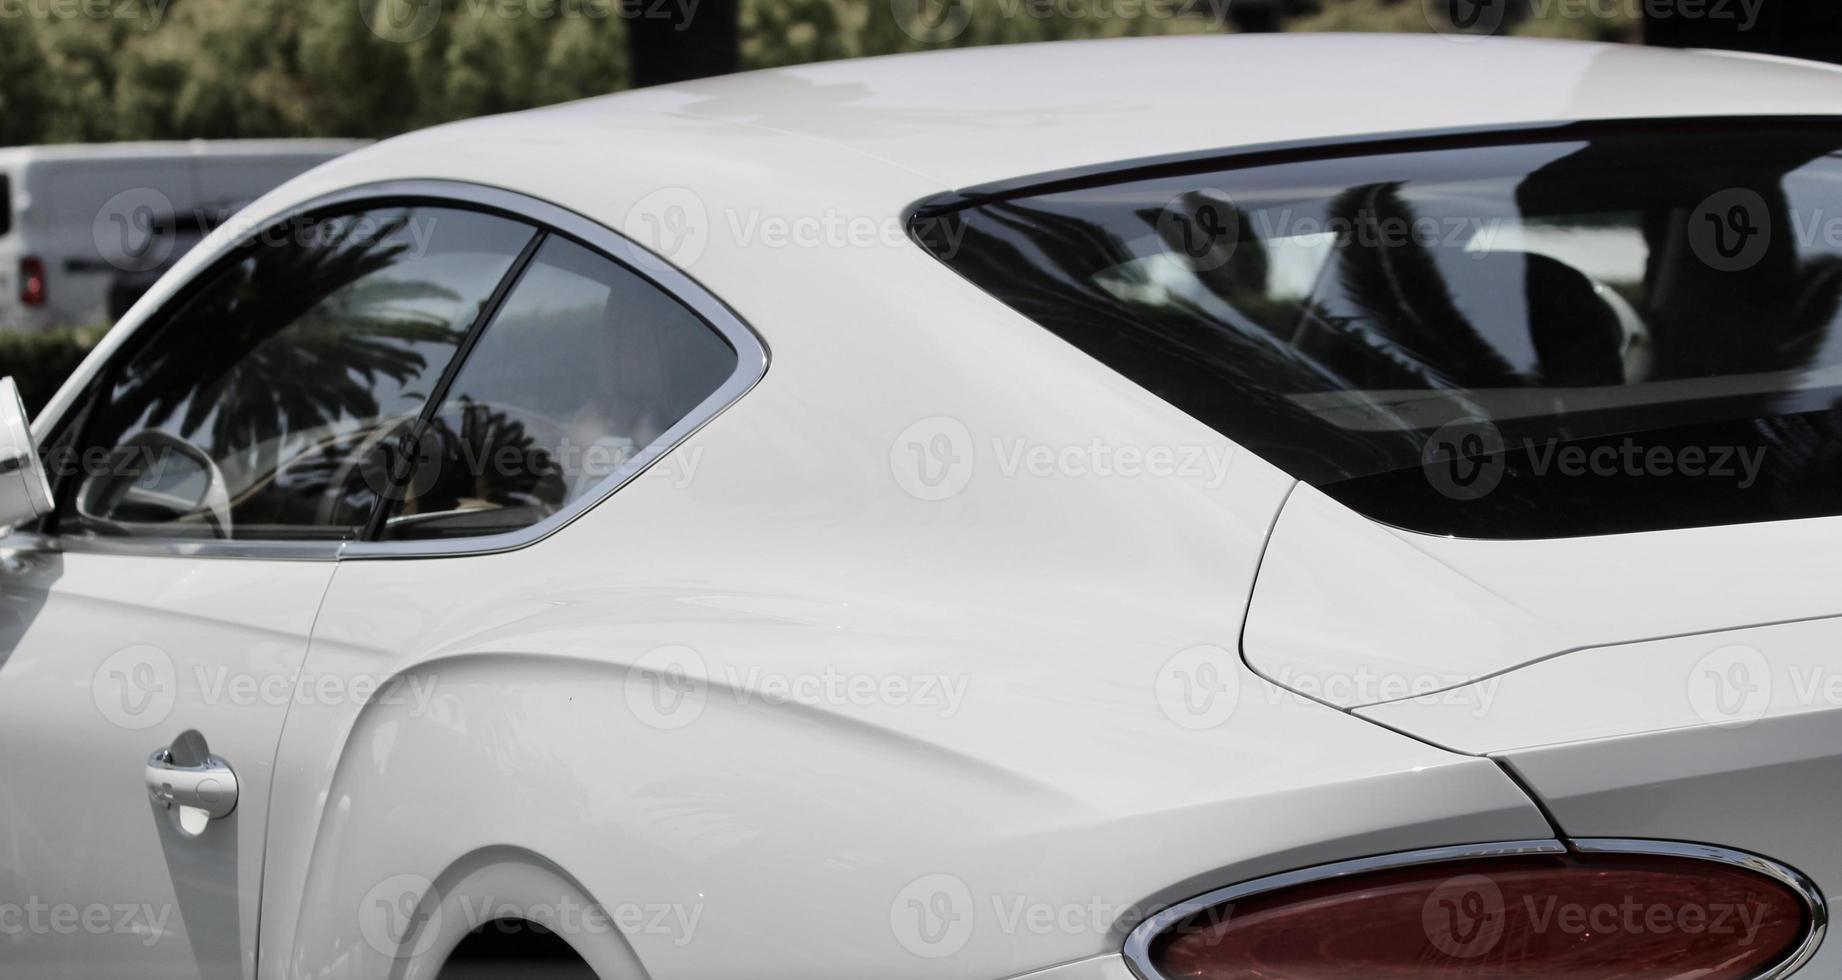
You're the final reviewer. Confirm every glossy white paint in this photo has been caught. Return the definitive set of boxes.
[0,543,333,978]
[1246,484,1842,708]
[254,322,1547,976]
[6,32,1838,980]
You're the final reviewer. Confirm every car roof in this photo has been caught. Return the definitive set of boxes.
[317,33,1842,207]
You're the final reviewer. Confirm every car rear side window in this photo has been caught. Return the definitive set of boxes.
[914,121,1842,539]
[57,207,536,541]
[0,174,11,237]
[376,235,737,540]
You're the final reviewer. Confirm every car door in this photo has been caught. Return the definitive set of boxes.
[0,202,539,979]
[253,218,757,975]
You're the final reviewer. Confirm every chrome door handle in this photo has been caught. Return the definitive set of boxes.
[145,746,238,820]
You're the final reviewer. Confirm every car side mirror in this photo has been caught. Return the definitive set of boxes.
[0,378,54,531]
[75,430,233,538]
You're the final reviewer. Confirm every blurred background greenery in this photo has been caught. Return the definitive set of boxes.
[0,0,1643,149]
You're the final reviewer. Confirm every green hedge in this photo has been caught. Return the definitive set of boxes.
[0,327,106,416]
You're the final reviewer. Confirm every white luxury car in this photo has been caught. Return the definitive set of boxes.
[4,32,1842,980]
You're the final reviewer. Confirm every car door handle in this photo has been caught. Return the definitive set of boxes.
[145,746,238,820]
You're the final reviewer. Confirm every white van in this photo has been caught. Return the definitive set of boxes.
[0,140,367,331]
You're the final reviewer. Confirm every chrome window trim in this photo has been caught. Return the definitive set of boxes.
[1121,838,1825,980]
[43,179,768,562]
[905,115,1842,220]
[53,534,345,562]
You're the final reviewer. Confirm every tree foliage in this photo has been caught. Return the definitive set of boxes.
[0,0,1638,147]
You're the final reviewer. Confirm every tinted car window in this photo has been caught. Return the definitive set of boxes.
[916,123,1842,538]
[59,207,535,541]
[0,174,10,237]
[380,236,736,540]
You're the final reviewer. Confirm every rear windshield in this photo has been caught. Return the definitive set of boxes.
[915,122,1842,539]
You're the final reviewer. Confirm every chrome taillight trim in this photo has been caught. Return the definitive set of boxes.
[1120,839,1567,980]
[1121,838,1826,980]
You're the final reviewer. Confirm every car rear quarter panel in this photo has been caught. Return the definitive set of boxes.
[1363,617,1842,977]
[254,230,1551,979]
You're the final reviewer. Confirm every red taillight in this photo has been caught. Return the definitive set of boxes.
[19,256,45,307]
[1141,848,1814,980]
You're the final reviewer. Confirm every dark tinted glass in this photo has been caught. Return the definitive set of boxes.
[381,236,736,540]
[60,207,534,541]
[0,174,10,237]
[918,123,1842,538]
